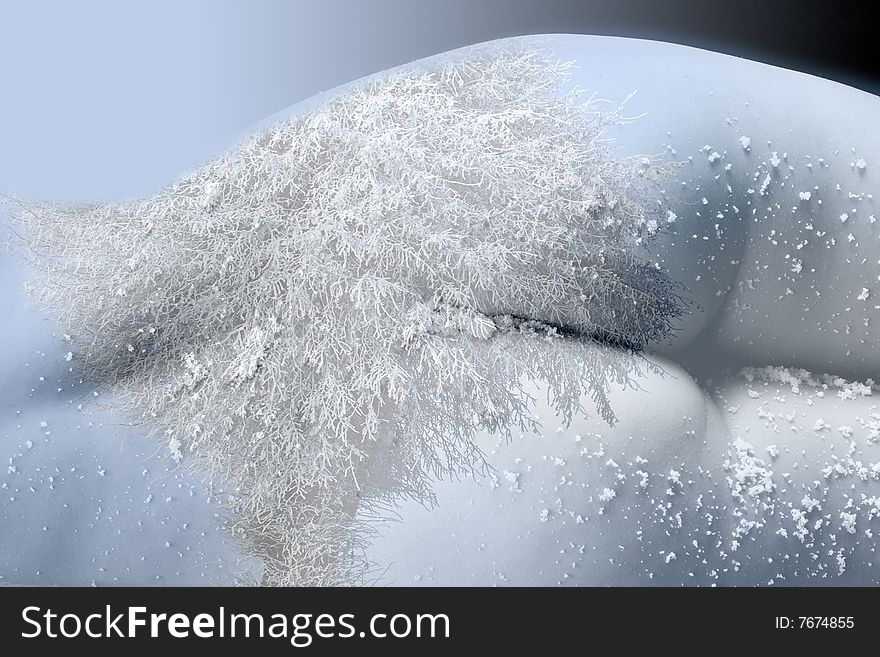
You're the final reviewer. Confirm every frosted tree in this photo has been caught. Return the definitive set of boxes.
[5,42,685,585]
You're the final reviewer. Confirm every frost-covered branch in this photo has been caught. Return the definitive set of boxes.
[6,42,683,585]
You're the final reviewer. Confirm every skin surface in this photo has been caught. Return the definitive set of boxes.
[362,36,880,586]
[3,35,879,585]
[365,346,880,586]
[219,34,879,371]
[546,36,880,377]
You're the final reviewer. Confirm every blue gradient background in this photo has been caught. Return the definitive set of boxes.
[1,0,875,203]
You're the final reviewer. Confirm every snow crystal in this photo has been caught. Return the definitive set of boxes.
[599,488,616,502]
[168,436,183,464]
[840,512,857,534]
[502,470,522,493]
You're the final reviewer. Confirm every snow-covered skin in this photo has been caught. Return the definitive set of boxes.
[0,256,253,585]
[365,349,724,586]
[364,349,880,585]
[545,36,879,377]
[361,35,880,586]
[213,34,880,373]
[3,34,880,585]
